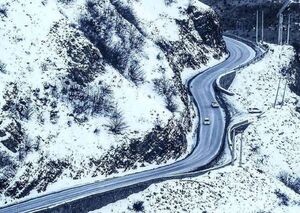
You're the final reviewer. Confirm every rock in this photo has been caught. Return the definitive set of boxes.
[0,118,24,153]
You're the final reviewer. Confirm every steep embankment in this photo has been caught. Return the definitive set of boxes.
[0,0,226,205]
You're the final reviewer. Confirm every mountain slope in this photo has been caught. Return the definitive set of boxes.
[0,0,226,205]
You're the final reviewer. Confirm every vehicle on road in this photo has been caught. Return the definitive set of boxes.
[211,101,220,108]
[203,117,211,125]
[248,107,262,114]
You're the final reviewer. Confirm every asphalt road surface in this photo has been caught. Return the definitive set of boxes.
[0,36,256,213]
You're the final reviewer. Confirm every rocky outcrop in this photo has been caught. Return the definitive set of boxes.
[91,120,187,176]
[0,119,23,153]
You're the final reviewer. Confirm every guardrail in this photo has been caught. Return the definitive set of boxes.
[216,33,269,95]
[217,33,269,164]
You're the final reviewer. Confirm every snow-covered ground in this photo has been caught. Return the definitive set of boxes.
[0,0,226,206]
[93,45,300,212]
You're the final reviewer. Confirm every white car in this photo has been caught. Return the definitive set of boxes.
[203,117,211,125]
[211,101,220,108]
[247,107,262,114]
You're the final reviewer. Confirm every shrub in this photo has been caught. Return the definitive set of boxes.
[41,0,48,6]
[153,77,177,97]
[90,84,113,116]
[18,103,33,120]
[132,201,144,212]
[165,96,178,112]
[40,62,48,72]
[0,5,8,17]
[73,100,91,115]
[274,189,289,206]
[57,0,74,5]
[50,110,59,124]
[249,144,260,153]
[18,138,34,160]
[278,172,300,194]
[158,66,166,73]
[128,60,144,85]
[0,61,7,73]
[164,0,177,6]
[61,80,114,117]
[107,107,127,134]
[153,77,178,112]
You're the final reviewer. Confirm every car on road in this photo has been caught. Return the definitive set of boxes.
[203,117,211,125]
[211,101,219,108]
[247,107,262,114]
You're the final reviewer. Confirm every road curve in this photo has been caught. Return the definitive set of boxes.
[0,37,256,213]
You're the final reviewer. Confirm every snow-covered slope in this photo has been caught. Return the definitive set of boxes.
[93,44,300,212]
[0,0,226,205]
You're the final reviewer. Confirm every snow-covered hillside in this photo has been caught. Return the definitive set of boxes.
[0,0,226,205]
[93,44,300,212]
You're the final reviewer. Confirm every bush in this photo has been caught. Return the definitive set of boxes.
[0,61,7,73]
[153,77,178,112]
[165,96,178,112]
[132,201,144,212]
[107,107,127,134]
[40,62,48,72]
[0,5,8,17]
[278,172,300,194]
[153,77,177,97]
[61,80,114,117]
[61,82,91,115]
[18,102,33,120]
[164,0,177,6]
[274,189,289,206]
[90,84,113,116]
[128,60,144,85]
[57,0,74,4]
[249,144,260,153]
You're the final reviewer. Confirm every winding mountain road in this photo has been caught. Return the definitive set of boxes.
[0,36,256,213]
